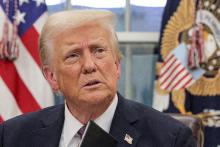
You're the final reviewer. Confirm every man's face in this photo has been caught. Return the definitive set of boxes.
[45,24,120,107]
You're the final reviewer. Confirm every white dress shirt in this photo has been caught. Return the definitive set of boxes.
[59,95,118,147]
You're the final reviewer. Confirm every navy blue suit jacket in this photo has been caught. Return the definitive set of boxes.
[0,94,196,147]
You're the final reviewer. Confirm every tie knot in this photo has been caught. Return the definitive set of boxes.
[77,125,86,138]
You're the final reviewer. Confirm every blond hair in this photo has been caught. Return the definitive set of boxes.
[39,9,122,65]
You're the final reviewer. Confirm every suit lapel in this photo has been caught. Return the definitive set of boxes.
[20,95,141,147]
[24,105,65,147]
[110,94,141,147]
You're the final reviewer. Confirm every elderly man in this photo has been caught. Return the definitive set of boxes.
[0,10,196,147]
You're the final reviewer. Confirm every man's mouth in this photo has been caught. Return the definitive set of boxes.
[84,80,101,87]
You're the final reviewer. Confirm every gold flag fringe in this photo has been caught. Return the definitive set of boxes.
[156,62,162,76]
[155,81,169,95]
[188,70,220,96]
[171,90,187,114]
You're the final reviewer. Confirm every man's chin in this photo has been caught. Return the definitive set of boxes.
[79,91,113,104]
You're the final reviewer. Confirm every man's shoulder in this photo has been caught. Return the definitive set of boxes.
[1,104,64,131]
[120,98,196,146]
[121,97,188,131]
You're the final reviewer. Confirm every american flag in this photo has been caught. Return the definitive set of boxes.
[0,0,54,123]
[159,43,204,91]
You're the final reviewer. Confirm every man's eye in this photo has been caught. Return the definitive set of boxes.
[96,47,105,52]
[69,53,79,58]
[94,47,106,57]
[65,53,80,63]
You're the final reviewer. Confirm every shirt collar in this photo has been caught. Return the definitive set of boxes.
[62,94,118,146]
[62,102,83,147]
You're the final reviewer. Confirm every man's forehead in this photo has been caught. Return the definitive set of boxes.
[60,37,108,49]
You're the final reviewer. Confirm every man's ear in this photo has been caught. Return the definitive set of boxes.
[42,65,59,91]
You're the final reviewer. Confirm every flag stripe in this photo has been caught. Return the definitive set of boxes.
[159,54,196,91]
[164,67,185,90]
[171,72,191,90]
[162,54,173,65]
[33,12,48,34]
[160,55,177,76]
[15,39,54,108]
[20,26,41,66]
[160,62,181,85]
[168,69,188,90]
[0,1,54,122]
[1,8,53,108]
[0,61,41,113]
[181,76,194,89]
[0,116,3,123]
[0,78,22,120]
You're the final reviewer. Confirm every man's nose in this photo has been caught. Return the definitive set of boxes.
[82,51,97,74]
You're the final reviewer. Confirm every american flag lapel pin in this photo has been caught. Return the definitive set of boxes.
[124,134,133,145]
